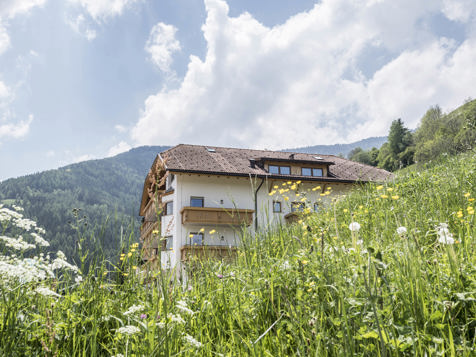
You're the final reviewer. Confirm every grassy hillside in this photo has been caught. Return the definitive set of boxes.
[0,146,168,262]
[1,150,474,355]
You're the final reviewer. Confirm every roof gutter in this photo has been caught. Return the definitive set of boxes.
[254,177,265,231]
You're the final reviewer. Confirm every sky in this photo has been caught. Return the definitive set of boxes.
[0,0,475,181]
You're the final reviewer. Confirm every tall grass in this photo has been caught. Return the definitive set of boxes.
[0,152,475,356]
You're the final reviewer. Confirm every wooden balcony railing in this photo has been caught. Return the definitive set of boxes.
[140,220,159,242]
[180,245,238,262]
[180,207,254,226]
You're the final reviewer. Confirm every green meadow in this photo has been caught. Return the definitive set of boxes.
[1,151,475,356]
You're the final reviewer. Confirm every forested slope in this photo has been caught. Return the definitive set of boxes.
[0,146,169,261]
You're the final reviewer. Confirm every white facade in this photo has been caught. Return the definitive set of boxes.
[155,173,352,271]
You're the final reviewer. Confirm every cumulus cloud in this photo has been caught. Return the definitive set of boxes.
[0,0,46,18]
[107,141,131,157]
[131,0,476,149]
[0,114,33,140]
[114,124,127,133]
[145,22,181,73]
[68,0,138,22]
[67,14,97,41]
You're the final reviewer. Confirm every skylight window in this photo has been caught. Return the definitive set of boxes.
[206,147,216,153]
[313,156,323,160]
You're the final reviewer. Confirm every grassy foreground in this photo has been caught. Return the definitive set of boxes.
[1,152,475,356]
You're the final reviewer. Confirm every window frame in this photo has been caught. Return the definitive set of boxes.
[164,201,173,215]
[189,232,204,246]
[269,165,291,175]
[272,200,282,213]
[291,202,305,212]
[301,167,312,176]
[312,168,323,177]
[190,196,204,207]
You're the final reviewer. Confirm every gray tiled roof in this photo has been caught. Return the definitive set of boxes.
[160,144,393,183]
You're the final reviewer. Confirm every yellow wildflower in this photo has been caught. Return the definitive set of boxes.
[343,209,348,213]
[152,230,159,234]
[268,190,276,196]
[464,192,471,197]
[298,220,303,224]
[282,182,287,186]
[301,260,309,265]
[287,181,292,185]
[273,185,279,189]
[320,193,325,196]
[296,193,300,197]
[309,281,315,287]
[290,185,297,190]
[469,198,475,202]
[387,187,393,192]
[127,252,132,257]
[120,257,124,261]
[296,180,301,184]
[300,197,306,202]
[189,234,194,238]
[359,205,363,210]
[123,273,129,277]
[392,195,399,200]
[467,206,474,212]
[456,210,463,218]
[284,196,289,201]
[279,189,285,194]
[103,271,107,276]
[381,195,388,199]
[200,228,205,232]
[209,229,216,234]
[376,185,384,190]
[132,266,137,270]
[131,248,136,253]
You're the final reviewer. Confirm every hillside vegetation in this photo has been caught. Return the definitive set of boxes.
[349,98,476,171]
[0,146,168,262]
[1,150,474,356]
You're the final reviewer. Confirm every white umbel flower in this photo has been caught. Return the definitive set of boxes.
[123,304,144,316]
[437,223,454,244]
[396,226,407,236]
[183,334,202,348]
[116,325,140,335]
[348,222,361,232]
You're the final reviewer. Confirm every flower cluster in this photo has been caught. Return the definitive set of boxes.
[436,223,454,245]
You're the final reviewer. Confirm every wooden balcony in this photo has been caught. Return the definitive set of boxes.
[180,245,238,262]
[140,219,159,242]
[284,212,301,224]
[180,207,254,226]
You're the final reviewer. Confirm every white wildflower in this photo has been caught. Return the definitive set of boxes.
[280,260,291,270]
[183,333,202,348]
[123,304,144,316]
[31,232,50,247]
[0,235,36,251]
[36,286,61,298]
[437,223,454,245]
[75,275,83,284]
[156,322,165,328]
[396,226,407,236]
[348,222,361,232]
[356,239,363,245]
[176,300,194,315]
[116,325,140,336]
[168,313,185,324]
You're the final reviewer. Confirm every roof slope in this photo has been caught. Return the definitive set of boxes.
[160,144,392,183]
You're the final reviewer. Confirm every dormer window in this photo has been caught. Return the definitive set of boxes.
[269,165,290,175]
[302,168,323,177]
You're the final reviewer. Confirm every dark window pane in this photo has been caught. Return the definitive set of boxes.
[302,168,312,176]
[313,203,319,212]
[190,232,203,246]
[165,236,173,249]
[165,201,173,215]
[269,165,279,174]
[313,168,323,177]
[190,197,204,207]
[280,166,290,175]
[291,202,304,212]
[273,201,281,213]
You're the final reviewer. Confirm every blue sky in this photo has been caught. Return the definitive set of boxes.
[0,0,475,181]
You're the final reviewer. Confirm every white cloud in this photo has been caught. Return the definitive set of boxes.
[114,124,127,133]
[442,0,476,22]
[67,14,97,41]
[131,0,476,149]
[72,154,94,163]
[0,0,46,18]
[0,81,9,99]
[145,22,181,73]
[0,114,33,140]
[0,22,10,55]
[107,141,131,157]
[68,0,139,22]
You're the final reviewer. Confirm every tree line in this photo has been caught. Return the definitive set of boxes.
[348,98,476,171]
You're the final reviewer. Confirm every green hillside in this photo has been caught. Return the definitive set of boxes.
[0,146,169,262]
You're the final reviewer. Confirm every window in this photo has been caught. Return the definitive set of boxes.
[190,196,204,207]
[273,201,281,213]
[302,168,312,176]
[312,168,323,177]
[313,203,319,212]
[165,236,173,250]
[291,202,305,212]
[269,165,291,175]
[189,232,204,246]
[302,167,323,177]
[164,201,173,215]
